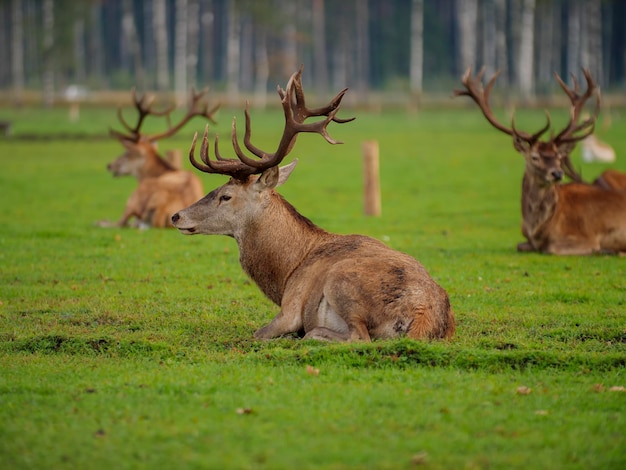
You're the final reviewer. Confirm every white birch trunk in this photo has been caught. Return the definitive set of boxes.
[355,0,369,94]
[254,29,269,109]
[226,0,240,105]
[410,0,424,96]
[567,0,581,78]
[312,0,328,94]
[42,0,54,107]
[187,0,200,91]
[456,0,478,72]
[481,0,496,79]
[12,0,24,106]
[584,0,603,84]
[517,0,535,100]
[175,0,188,105]
[283,0,298,77]
[494,0,508,86]
[154,0,170,91]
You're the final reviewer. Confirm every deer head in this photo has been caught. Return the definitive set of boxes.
[453,67,600,186]
[108,88,219,179]
[171,65,354,237]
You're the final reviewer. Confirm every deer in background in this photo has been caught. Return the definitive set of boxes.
[171,66,455,341]
[454,67,626,255]
[102,88,219,228]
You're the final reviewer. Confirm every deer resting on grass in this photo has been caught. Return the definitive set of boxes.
[171,67,455,341]
[103,88,219,228]
[454,67,626,255]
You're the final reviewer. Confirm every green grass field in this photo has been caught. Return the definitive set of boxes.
[1,103,625,469]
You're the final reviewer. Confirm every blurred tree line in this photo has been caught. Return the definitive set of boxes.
[1,0,625,107]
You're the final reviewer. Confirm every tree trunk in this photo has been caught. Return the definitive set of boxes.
[254,28,269,109]
[481,0,496,79]
[121,0,143,89]
[200,0,215,86]
[355,0,369,94]
[226,0,240,105]
[143,1,155,88]
[409,0,424,98]
[175,0,188,105]
[494,0,508,86]
[517,0,535,100]
[154,0,170,91]
[88,3,105,87]
[42,0,54,107]
[73,19,86,84]
[283,0,298,77]
[12,0,24,106]
[567,0,581,78]
[536,0,554,89]
[240,16,254,92]
[584,0,603,84]
[312,0,328,94]
[187,0,200,90]
[456,0,478,73]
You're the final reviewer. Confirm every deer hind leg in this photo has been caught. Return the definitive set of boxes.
[254,308,303,340]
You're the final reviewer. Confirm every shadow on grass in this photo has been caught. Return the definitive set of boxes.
[4,334,625,373]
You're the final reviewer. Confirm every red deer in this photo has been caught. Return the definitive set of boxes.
[102,88,219,228]
[454,67,626,255]
[581,134,615,163]
[171,67,455,341]
[593,169,626,191]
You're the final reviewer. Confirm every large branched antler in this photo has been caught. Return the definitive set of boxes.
[110,88,219,143]
[553,69,600,182]
[553,69,600,144]
[189,65,355,180]
[453,66,551,145]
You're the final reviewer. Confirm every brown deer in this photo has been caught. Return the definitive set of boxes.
[171,67,455,341]
[102,88,219,228]
[454,67,626,255]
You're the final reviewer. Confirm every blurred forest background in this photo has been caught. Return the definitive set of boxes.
[1,0,626,108]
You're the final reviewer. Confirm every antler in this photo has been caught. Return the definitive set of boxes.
[453,66,550,145]
[189,65,355,180]
[552,69,600,144]
[110,88,219,143]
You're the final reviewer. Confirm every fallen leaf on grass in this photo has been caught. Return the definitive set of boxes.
[609,386,626,392]
[534,410,549,416]
[306,365,320,376]
[516,386,532,395]
[411,451,428,466]
[592,384,605,392]
[236,408,253,415]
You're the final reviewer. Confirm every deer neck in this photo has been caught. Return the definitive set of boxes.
[236,192,329,306]
[138,152,175,180]
[521,172,559,248]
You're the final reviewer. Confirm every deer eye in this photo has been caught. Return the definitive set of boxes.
[531,153,540,161]
[220,195,232,202]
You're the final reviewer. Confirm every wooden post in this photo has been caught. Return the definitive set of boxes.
[362,140,381,216]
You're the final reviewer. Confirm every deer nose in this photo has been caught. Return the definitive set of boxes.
[551,170,563,182]
[171,213,180,224]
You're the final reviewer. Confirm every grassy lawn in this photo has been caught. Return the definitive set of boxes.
[1,103,625,469]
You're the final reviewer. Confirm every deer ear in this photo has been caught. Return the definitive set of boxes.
[513,135,531,154]
[277,159,298,186]
[255,160,298,190]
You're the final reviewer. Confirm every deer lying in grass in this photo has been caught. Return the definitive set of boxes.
[171,67,455,341]
[454,67,626,255]
[581,134,615,163]
[102,88,219,228]
[593,169,626,191]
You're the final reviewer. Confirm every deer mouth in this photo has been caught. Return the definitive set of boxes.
[176,226,197,234]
